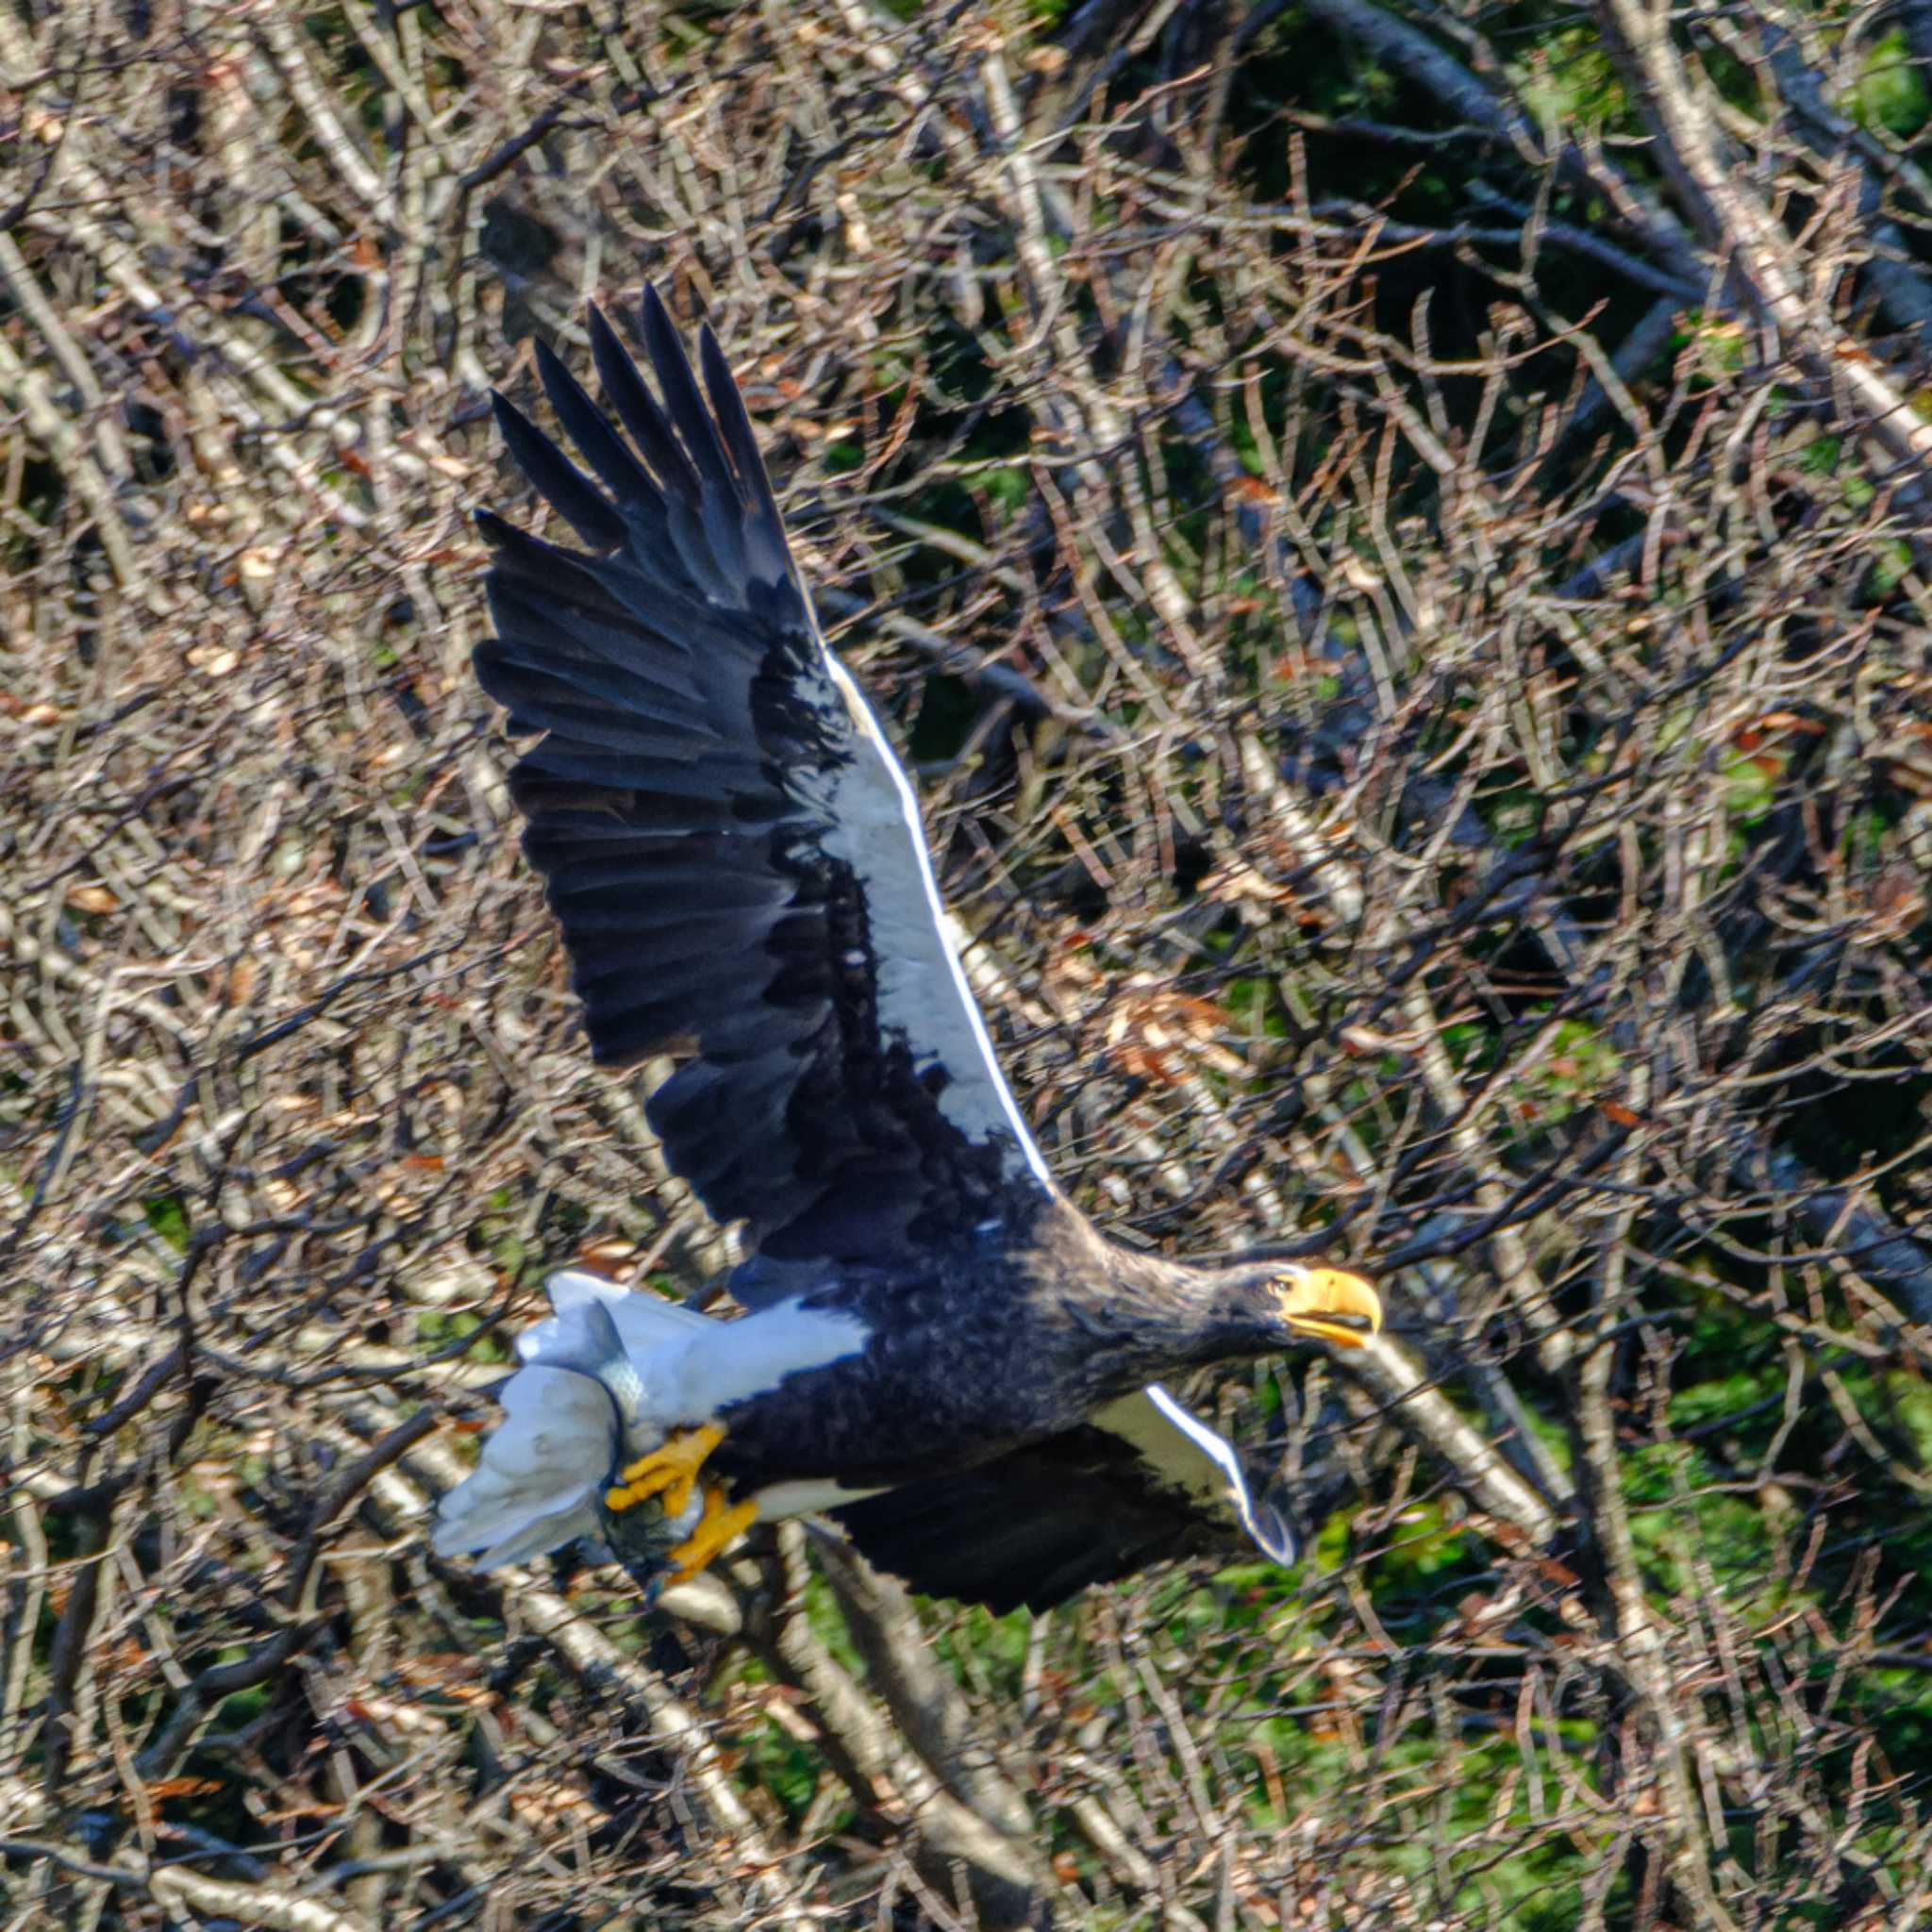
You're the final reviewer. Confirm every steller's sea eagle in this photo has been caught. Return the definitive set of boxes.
[433,288,1381,1613]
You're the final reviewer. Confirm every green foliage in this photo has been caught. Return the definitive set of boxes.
[142,1191,192,1250]
[1512,26,1626,130]
[1723,747,1779,826]
[1848,29,1932,137]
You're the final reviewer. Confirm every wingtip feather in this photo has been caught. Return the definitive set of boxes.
[636,284,741,509]
[589,294,701,500]
[491,389,627,551]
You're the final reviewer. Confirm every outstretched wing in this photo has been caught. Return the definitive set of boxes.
[476,289,1055,1267]
[829,1389,1293,1612]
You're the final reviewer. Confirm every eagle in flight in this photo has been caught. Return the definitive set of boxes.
[434,288,1381,1612]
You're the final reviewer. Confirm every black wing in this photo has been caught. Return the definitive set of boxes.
[476,290,1055,1266]
[830,1390,1294,1612]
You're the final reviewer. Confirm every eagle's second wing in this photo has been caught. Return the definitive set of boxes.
[829,1388,1293,1611]
[477,290,1054,1268]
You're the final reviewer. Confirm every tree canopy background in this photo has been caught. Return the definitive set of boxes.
[8,2,1932,1926]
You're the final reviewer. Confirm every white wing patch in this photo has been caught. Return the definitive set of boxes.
[788,631,1053,1185]
[1094,1385,1293,1564]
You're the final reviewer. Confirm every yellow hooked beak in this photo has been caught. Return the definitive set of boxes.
[1274,1267,1382,1349]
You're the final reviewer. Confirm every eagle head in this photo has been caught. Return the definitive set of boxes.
[1265,1263,1382,1349]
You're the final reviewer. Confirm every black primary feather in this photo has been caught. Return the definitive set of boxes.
[476,295,1054,1274]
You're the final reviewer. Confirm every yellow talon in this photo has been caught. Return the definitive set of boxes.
[664,1484,760,1586]
[604,1423,724,1520]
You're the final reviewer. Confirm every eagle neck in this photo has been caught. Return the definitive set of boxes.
[1027,1209,1279,1394]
